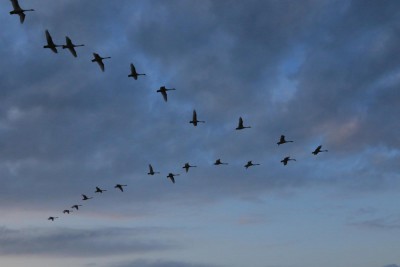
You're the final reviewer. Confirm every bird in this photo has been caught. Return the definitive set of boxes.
[48,216,58,221]
[312,145,328,155]
[244,161,260,169]
[81,194,93,200]
[167,173,179,184]
[62,36,84,57]
[43,30,61,53]
[91,53,111,72]
[148,164,160,175]
[190,110,205,126]
[95,186,107,193]
[214,159,228,165]
[71,204,82,210]
[277,135,293,145]
[128,63,146,80]
[157,86,176,102]
[63,210,72,214]
[182,162,197,173]
[236,117,251,130]
[9,0,34,24]
[114,184,127,192]
[281,156,296,166]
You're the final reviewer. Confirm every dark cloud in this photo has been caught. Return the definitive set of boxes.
[0,226,177,257]
[348,215,400,230]
[111,259,220,267]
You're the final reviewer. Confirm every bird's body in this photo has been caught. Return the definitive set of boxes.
[81,194,93,200]
[312,145,328,155]
[71,205,82,210]
[157,86,176,102]
[9,0,34,24]
[244,160,260,169]
[43,30,61,53]
[95,187,107,193]
[91,53,111,72]
[183,162,197,173]
[167,173,179,184]
[190,110,205,126]
[281,156,296,166]
[63,210,72,214]
[128,63,146,80]
[236,117,251,130]
[62,36,84,57]
[148,164,160,175]
[214,159,228,165]
[277,135,293,145]
[114,184,127,192]
[48,216,58,221]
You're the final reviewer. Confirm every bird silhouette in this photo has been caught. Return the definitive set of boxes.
[95,186,107,193]
[114,184,127,192]
[281,156,296,166]
[277,135,293,145]
[9,0,34,24]
[312,145,328,155]
[62,36,84,57]
[48,216,58,221]
[91,53,111,72]
[43,30,61,53]
[190,110,205,126]
[182,162,197,173]
[71,204,82,210]
[128,63,146,80]
[167,173,179,184]
[236,117,251,130]
[157,86,176,102]
[148,164,160,175]
[214,159,228,165]
[244,161,260,169]
[81,194,93,200]
[63,210,72,214]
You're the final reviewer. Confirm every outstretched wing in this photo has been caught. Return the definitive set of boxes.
[10,0,22,11]
[161,90,167,102]
[238,117,243,128]
[18,13,25,24]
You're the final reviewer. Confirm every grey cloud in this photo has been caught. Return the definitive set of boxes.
[0,226,177,257]
[111,259,220,267]
[349,216,400,230]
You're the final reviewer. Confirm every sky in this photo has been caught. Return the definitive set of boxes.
[0,0,399,267]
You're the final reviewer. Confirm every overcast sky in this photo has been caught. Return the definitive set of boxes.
[0,1,399,267]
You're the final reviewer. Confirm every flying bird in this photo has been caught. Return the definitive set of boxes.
[244,161,260,169]
[71,205,82,210]
[167,173,179,184]
[190,110,205,126]
[81,194,93,200]
[95,187,107,193]
[236,117,251,130]
[182,162,197,173]
[43,30,61,53]
[157,86,176,102]
[148,164,160,175]
[48,216,58,221]
[91,53,111,72]
[312,145,328,155]
[281,156,296,166]
[214,159,228,165]
[128,63,146,80]
[63,210,72,214]
[277,135,293,145]
[62,36,84,57]
[114,184,127,192]
[9,0,34,24]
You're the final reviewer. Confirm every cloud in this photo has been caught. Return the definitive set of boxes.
[111,259,220,267]
[0,226,177,257]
